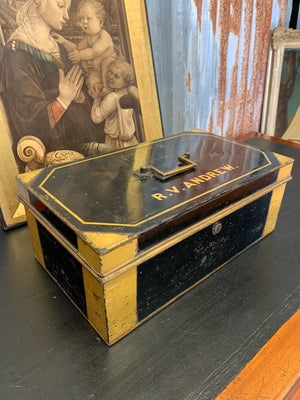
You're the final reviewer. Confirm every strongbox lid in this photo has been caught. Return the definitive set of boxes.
[19,132,293,254]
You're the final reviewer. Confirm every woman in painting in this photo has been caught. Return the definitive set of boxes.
[0,0,105,172]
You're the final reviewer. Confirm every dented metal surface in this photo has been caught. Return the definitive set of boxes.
[146,0,288,139]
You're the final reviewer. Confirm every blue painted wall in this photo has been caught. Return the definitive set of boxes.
[145,0,290,139]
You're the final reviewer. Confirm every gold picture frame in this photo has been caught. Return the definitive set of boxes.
[0,0,163,229]
[261,27,300,138]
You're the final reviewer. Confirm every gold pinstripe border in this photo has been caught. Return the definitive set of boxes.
[37,133,274,227]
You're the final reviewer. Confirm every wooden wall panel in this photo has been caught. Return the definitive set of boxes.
[146,0,288,140]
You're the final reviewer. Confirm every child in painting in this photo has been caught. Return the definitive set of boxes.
[0,0,105,172]
[91,58,139,149]
[53,0,116,96]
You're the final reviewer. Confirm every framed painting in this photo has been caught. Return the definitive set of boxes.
[0,0,163,229]
[261,27,300,138]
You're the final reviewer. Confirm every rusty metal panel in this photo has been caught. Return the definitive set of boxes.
[146,0,288,139]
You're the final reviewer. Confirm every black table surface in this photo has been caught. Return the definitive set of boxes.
[1,137,299,400]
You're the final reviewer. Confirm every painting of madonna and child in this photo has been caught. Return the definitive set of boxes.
[0,0,147,172]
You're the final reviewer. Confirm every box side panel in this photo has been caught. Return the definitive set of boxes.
[77,236,101,272]
[81,269,108,343]
[78,232,138,275]
[101,239,138,274]
[263,183,286,237]
[105,268,137,344]
[25,209,46,268]
[29,195,79,249]
[26,212,138,345]
[263,159,293,237]
[37,221,88,317]
[137,191,272,321]
[138,170,279,250]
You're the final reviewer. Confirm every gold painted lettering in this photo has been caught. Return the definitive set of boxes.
[199,174,211,181]
[166,186,180,193]
[190,177,205,184]
[221,164,235,171]
[183,181,197,188]
[214,168,227,175]
[207,171,218,178]
[152,193,168,201]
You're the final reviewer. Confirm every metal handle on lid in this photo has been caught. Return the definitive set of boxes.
[136,153,197,180]
[149,154,197,178]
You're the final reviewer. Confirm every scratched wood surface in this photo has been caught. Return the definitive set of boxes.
[145,0,288,139]
[284,378,300,400]
[215,308,300,400]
